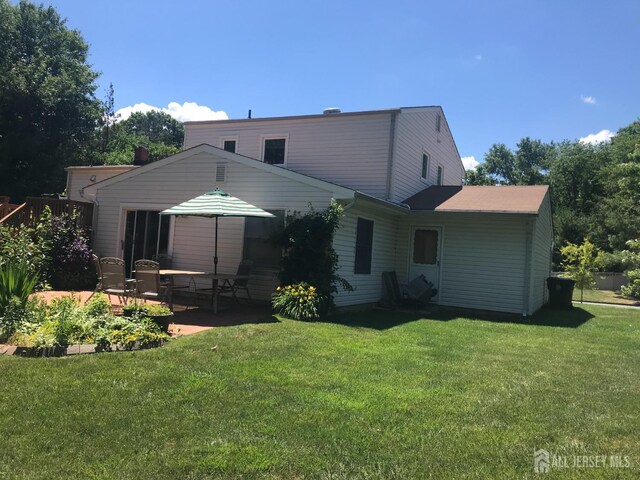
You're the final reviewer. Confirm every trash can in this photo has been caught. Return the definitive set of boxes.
[546,277,575,308]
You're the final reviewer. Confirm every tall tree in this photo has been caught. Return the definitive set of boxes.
[0,0,102,200]
[93,108,184,165]
[482,138,552,185]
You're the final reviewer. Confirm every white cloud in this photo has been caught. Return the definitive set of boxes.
[115,101,228,123]
[581,95,597,105]
[461,155,480,170]
[579,129,614,145]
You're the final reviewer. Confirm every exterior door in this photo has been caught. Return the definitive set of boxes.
[409,226,442,302]
[122,210,170,276]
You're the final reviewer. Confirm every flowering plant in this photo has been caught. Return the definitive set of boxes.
[271,282,321,321]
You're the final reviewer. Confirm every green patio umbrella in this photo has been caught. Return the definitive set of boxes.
[161,187,275,274]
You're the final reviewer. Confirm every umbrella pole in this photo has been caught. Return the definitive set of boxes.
[214,216,218,275]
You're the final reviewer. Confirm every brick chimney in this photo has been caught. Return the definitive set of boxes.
[133,146,149,166]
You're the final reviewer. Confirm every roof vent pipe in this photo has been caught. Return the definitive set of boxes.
[323,107,341,114]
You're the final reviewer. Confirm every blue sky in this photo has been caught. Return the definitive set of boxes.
[45,0,640,168]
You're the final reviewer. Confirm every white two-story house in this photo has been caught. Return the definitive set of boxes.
[72,106,552,315]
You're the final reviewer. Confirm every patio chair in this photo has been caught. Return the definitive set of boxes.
[218,260,253,303]
[134,259,170,306]
[99,257,135,304]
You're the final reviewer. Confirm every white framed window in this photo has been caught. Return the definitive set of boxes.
[437,165,444,185]
[261,135,288,165]
[220,137,238,153]
[421,152,430,180]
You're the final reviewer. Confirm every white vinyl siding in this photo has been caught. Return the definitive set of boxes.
[65,166,136,202]
[529,192,553,313]
[333,206,399,307]
[396,213,530,314]
[391,108,465,202]
[92,150,334,302]
[184,113,392,199]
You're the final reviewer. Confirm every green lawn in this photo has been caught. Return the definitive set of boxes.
[573,288,640,306]
[1,305,639,479]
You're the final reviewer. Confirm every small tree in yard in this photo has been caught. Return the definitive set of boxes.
[560,239,602,303]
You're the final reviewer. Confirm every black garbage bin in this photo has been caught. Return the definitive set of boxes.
[547,277,575,308]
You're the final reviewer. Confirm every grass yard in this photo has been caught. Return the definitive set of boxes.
[1,305,639,479]
[572,288,640,306]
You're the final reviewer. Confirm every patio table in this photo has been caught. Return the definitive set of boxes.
[159,270,249,314]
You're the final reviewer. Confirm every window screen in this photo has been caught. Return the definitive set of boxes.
[413,229,438,265]
[243,210,285,267]
[263,138,286,164]
[354,218,374,274]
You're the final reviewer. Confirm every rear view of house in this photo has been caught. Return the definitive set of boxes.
[70,106,552,315]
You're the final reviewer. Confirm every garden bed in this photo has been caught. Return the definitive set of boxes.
[0,293,171,356]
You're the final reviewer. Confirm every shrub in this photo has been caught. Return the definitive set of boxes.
[273,200,352,314]
[0,261,38,316]
[271,283,321,321]
[84,293,112,317]
[0,297,25,342]
[620,239,640,299]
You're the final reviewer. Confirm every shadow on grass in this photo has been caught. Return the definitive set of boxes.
[171,303,279,328]
[324,305,595,330]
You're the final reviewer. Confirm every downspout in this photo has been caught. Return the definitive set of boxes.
[384,111,398,201]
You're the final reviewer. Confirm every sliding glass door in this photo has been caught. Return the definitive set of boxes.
[123,210,170,276]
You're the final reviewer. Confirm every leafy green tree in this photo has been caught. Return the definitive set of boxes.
[94,109,184,165]
[560,239,602,303]
[464,165,494,185]
[595,121,640,251]
[548,141,610,251]
[620,240,640,299]
[0,0,102,200]
[482,138,552,185]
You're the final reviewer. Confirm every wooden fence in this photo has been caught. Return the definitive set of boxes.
[0,197,93,229]
[0,196,20,220]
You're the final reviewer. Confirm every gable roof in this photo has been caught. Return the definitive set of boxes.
[82,143,356,199]
[403,185,549,214]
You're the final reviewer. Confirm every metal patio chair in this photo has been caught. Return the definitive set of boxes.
[98,257,135,304]
[134,259,170,306]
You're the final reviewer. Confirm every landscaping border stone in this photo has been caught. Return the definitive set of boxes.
[0,341,165,357]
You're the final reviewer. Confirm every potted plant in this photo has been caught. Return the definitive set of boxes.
[122,302,173,333]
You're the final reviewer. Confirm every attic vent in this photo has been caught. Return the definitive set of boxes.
[215,163,227,182]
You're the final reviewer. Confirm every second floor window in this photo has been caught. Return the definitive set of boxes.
[437,165,443,185]
[223,140,236,153]
[421,153,429,180]
[263,138,286,165]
